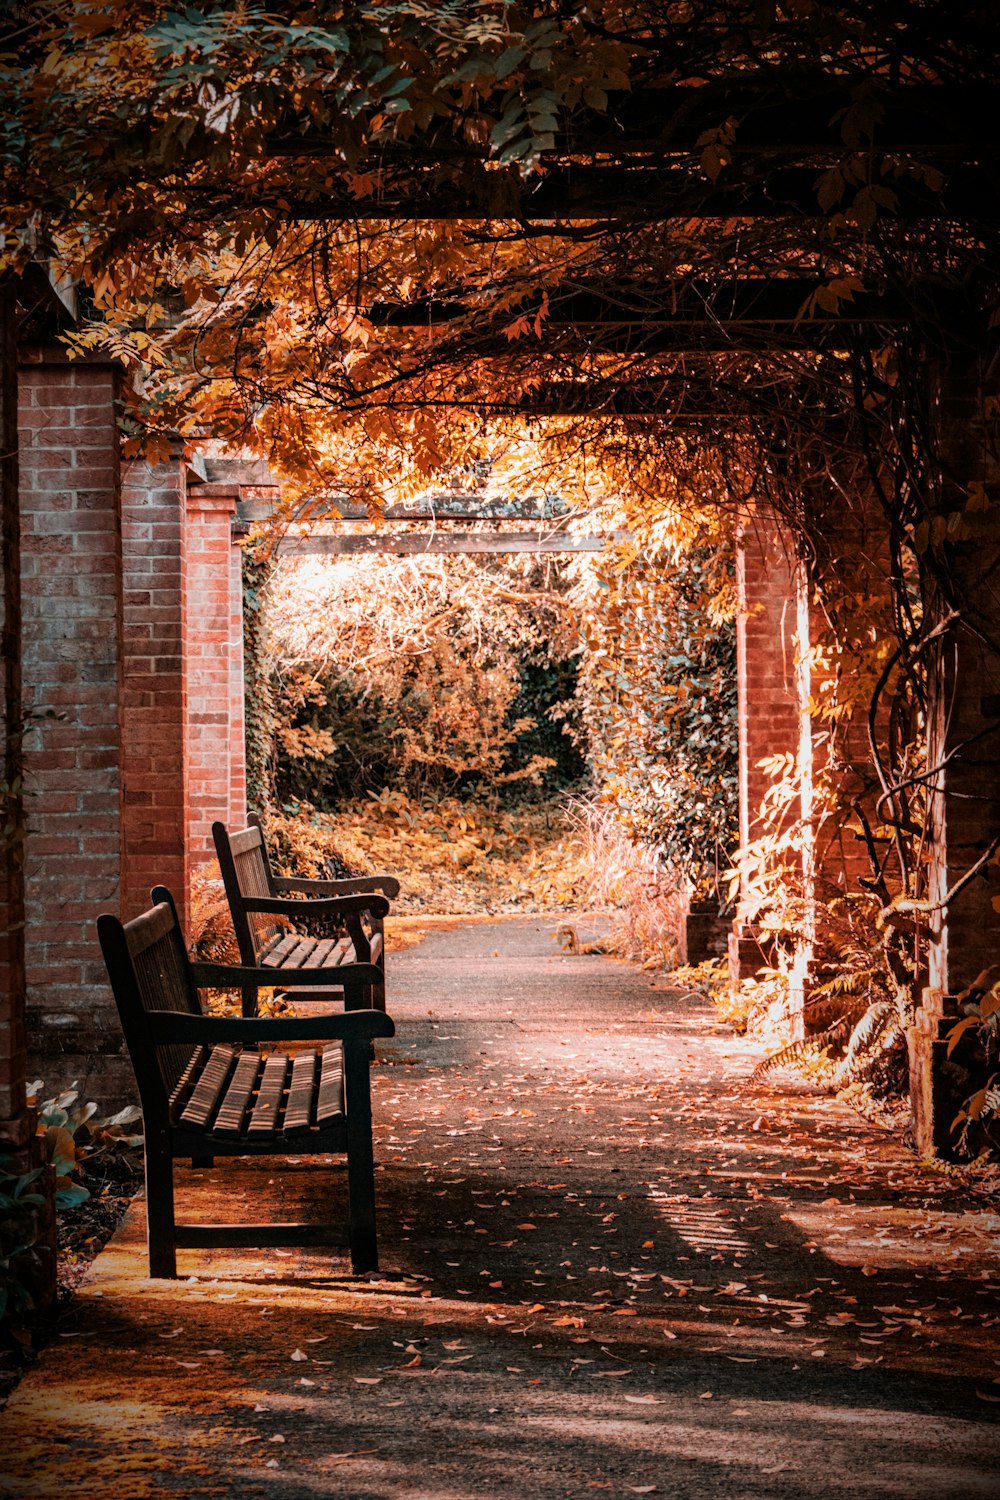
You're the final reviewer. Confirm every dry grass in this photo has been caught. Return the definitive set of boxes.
[266,793,596,916]
[188,795,692,980]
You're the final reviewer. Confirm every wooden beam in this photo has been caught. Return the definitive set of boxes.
[237,494,578,525]
[367,280,928,330]
[272,163,995,224]
[270,82,998,159]
[275,531,623,556]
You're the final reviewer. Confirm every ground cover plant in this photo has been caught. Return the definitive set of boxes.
[266,793,591,917]
[0,1086,143,1405]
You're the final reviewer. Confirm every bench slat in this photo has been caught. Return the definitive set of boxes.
[167,1045,206,1122]
[283,1050,317,1137]
[280,935,322,970]
[307,937,342,966]
[213,1050,263,1139]
[179,1045,236,1130]
[259,932,303,969]
[316,1043,346,1126]
[247,1051,290,1136]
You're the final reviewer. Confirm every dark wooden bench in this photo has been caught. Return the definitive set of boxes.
[213,816,400,1018]
[97,887,395,1277]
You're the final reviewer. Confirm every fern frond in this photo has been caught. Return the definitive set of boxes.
[834,1000,904,1085]
[749,1019,855,1083]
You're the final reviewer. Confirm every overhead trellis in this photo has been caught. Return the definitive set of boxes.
[229,481,623,555]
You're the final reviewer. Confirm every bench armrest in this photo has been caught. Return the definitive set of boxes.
[191,960,384,989]
[145,1008,396,1044]
[273,874,401,899]
[242,894,390,920]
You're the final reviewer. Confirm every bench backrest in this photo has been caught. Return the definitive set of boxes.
[98,896,202,1109]
[212,820,283,964]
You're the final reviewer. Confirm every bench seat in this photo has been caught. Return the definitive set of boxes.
[213,818,397,1016]
[98,889,395,1277]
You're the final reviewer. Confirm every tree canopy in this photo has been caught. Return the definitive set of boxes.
[3,2,998,502]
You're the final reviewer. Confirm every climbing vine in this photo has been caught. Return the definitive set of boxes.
[242,552,277,815]
[575,527,738,897]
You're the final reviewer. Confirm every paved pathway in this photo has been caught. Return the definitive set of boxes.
[1,917,999,1498]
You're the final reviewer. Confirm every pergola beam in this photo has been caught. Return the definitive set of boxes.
[237,494,577,524]
[270,82,998,158]
[275,531,622,556]
[262,80,998,223]
[367,280,941,330]
[272,163,995,224]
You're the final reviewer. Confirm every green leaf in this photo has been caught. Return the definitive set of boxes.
[494,46,525,81]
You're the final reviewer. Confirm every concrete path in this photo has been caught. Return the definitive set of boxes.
[2,916,999,1498]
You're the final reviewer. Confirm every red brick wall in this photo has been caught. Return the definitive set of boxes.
[0,294,27,1138]
[184,490,245,863]
[735,511,810,864]
[9,352,249,1108]
[228,532,247,825]
[923,585,1000,996]
[120,457,189,924]
[17,352,126,1085]
[923,366,1000,999]
[732,510,815,1014]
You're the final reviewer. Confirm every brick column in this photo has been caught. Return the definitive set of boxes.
[120,456,189,924]
[731,509,814,1006]
[17,349,131,1102]
[228,534,247,824]
[0,312,57,1309]
[184,489,246,863]
[1,291,29,1145]
[907,360,1000,1154]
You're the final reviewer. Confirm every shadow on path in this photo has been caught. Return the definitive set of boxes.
[1,917,998,1499]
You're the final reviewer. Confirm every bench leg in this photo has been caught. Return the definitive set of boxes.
[344,1040,378,1274]
[144,1131,177,1278]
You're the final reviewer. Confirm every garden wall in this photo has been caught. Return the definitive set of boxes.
[5,344,247,1108]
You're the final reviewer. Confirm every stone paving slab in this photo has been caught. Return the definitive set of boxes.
[1,916,999,1498]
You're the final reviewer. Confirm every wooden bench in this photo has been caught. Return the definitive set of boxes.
[213,816,400,1018]
[98,887,395,1278]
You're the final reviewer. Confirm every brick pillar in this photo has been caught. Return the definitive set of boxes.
[0,289,27,1140]
[184,490,246,863]
[910,361,1000,1153]
[731,509,814,1012]
[17,349,131,1102]
[120,456,189,925]
[0,310,57,1311]
[228,534,247,825]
